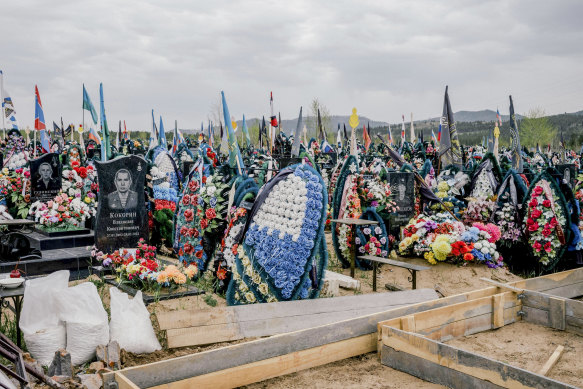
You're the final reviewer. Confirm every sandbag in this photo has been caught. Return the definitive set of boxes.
[56,282,109,365]
[19,270,69,366]
[109,287,161,354]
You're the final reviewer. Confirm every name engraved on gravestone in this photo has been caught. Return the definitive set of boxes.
[387,172,415,235]
[30,153,62,203]
[95,155,148,252]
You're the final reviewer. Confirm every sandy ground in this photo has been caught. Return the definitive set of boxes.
[447,321,583,388]
[13,232,580,389]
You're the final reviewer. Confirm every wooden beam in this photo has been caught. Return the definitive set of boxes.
[115,372,141,389]
[148,333,377,389]
[549,297,566,330]
[492,293,505,328]
[381,327,578,389]
[538,345,565,377]
[400,315,415,332]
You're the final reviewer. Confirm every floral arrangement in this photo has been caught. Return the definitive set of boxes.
[29,192,95,230]
[61,162,97,211]
[463,198,497,223]
[495,202,522,243]
[356,173,398,213]
[435,169,470,199]
[357,226,387,257]
[227,164,327,304]
[0,167,31,218]
[93,239,198,290]
[337,176,361,262]
[197,172,230,236]
[523,180,568,266]
[469,170,495,199]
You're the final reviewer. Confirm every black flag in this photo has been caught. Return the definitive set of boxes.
[343,123,348,145]
[509,95,523,172]
[439,86,462,168]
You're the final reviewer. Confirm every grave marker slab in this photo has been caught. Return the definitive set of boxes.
[30,153,62,203]
[94,156,148,252]
[387,172,415,235]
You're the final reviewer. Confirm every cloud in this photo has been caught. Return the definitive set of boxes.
[1,0,582,132]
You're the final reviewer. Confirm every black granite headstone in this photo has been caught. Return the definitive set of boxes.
[94,155,148,252]
[30,153,62,203]
[387,172,415,235]
[555,164,576,189]
[0,153,3,169]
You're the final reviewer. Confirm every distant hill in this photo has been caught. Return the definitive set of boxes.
[428,109,524,123]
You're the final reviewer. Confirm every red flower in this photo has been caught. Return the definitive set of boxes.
[533,241,542,252]
[180,226,190,237]
[533,186,543,196]
[191,195,199,204]
[191,228,199,238]
[549,217,558,228]
[529,198,538,208]
[184,209,194,222]
[526,218,534,225]
[541,228,552,237]
[544,242,552,253]
[189,181,199,192]
[205,208,217,219]
[202,176,207,184]
[531,209,542,219]
[542,200,551,208]
[528,222,539,232]
[183,243,194,255]
[217,266,227,280]
[195,250,204,259]
[231,243,239,255]
[182,196,190,205]
[463,253,474,261]
[200,218,208,229]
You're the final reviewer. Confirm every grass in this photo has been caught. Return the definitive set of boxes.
[0,307,26,352]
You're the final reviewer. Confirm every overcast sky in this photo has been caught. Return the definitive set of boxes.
[1,0,582,131]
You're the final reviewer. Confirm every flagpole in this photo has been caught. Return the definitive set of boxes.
[82,107,85,147]
[0,71,6,140]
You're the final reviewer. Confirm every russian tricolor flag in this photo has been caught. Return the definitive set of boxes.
[34,85,51,153]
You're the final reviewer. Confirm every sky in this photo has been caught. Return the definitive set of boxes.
[1,0,583,132]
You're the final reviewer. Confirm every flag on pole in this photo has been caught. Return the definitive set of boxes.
[388,124,393,144]
[337,123,342,150]
[1,70,19,129]
[439,85,462,168]
[363,123,371,152]
[99,83,111,161]
[508,95,523,172]
[269,92,277,127]
[410,113,415,143]
[123,120,129,140]
[343,123,348,146]
[158,116,167,149]
[35,85,51,153]
[242,114,252,148]
[487,124,494,153]
[82,84,98,124]
[148,109,158,151]
[116,120,122,149]
[401,114,406,143]
[496,108,502,127]
[221,91,245,174]
[88,126,101,144]
[291,107,303,156]
[431,129,437,144]
[172,120,179,155]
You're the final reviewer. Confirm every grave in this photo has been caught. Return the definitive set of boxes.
[94,155,149,253]
[386,172,415,236]
[29,153,62,203]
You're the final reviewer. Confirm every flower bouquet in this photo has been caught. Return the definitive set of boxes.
[29,192,95,232]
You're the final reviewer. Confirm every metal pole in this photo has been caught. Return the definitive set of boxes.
[350,224,356,278]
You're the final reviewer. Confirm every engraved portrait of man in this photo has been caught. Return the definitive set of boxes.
[107,168,138,210]
[34,162,60,191]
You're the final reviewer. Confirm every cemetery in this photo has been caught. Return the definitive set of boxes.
[0,87,582,389]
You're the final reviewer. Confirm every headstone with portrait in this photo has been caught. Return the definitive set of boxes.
[94,155,148,252]
[386,172,415,236]
[30,153,63,203]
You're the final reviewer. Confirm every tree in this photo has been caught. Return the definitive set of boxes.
[519,107,557,148]
[307,98,331,140]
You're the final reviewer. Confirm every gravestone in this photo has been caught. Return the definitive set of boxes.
[387,172,415,236]
[555,164,576,189]
[94,155,148,252]
[0,153,3,169]
[30,153,62,203]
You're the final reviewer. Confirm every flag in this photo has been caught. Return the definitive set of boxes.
[53,121,61,135]
[35,85,51,153]
[317,108,326,142]
[560,132,566,163]
[439,86,462,168]
[82,84,98,124]
[88,126,101,144]
[363,123,371,152]
[410,113,415,143]
[172,120,179,155]
[148,109,158,151]
[209,122,214,147]
[117,120,122,149]
[123,120,129,140]
[269,92,277,127]
[221,91,245,174]
[158,116,167,149]
[481,136,485,149]
[401,114,406,143]
[487,124,494,153]
[431,129,437,144]
[388,124,394,145]
[343,123,348,146]
[337,123,342,150]
[291,107,303,156]
[496,108,502,127]
[242,114,252,148]
[508,95,523,173]
[1,70,19,129]
[99,83,111,161]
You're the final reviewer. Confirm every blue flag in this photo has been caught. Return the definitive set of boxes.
[82,84,98,124]
[99,83,111,161]
[221,91,245,174]
[158,116,167,148]
[242,114,251,148]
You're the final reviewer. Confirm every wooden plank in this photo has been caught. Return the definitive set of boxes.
[157,289,438,330]
[358,255,430,271]
[381,327,578,389]
[148,333,377,389]
[480,277,525,294]
[538,345,565,376]
[115,372,141,389]
[492,293,505,328]
[102,289,444,389]
[400,315,415,332]
[542,282,583,299]
[549,297,566,330]
[522,305,551,327]
[566,315,583,336]
[509,269,583,294]
[565,299,583,320]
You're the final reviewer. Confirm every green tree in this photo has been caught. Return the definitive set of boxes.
[307,98,331,140]
[519,108,557,148]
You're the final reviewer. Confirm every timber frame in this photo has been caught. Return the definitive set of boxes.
[103,268,583,389]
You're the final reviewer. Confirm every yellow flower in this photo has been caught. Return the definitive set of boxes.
[437,181,449,192]
[245,292,256,303]
[84,197,92,204]
[157,272,168,283]
[184,265,198,279]
[251,273,261,284]
[258,283,269,295]
[424,252,437,265]
[2,168,8,175]
[411,234,419,242]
